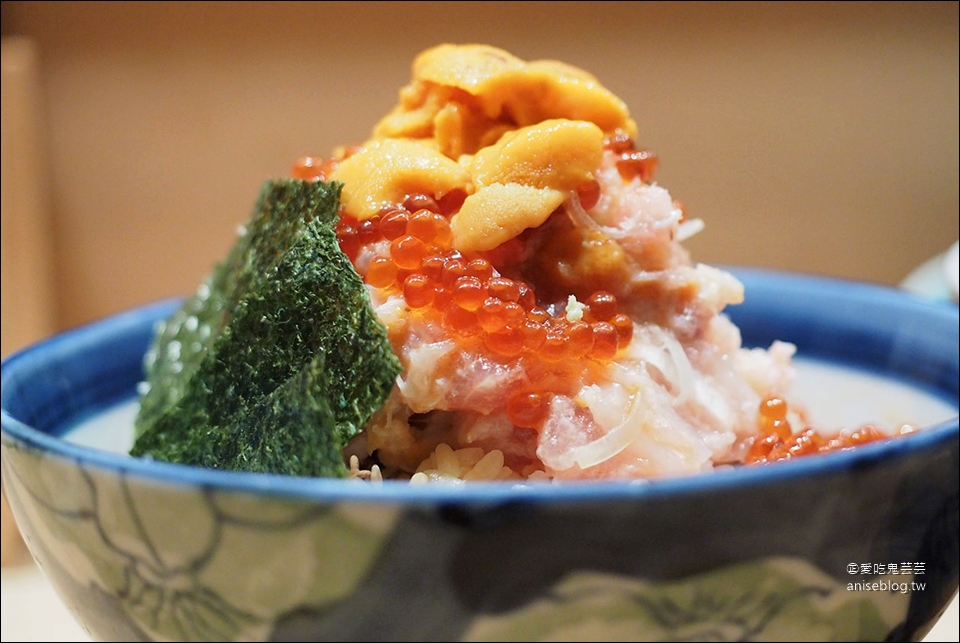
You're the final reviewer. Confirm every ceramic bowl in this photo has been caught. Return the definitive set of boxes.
[2,269,958,642]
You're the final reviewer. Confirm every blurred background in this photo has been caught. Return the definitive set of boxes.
[1,2,957,638]
[2,1,957,352]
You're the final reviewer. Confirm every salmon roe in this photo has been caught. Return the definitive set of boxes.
[507,392,550,429]
[745,397,915,464]
[330,191,636,366]
[291,155,339,182]
[604,130,658,183]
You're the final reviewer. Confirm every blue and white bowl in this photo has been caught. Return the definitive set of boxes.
[2,269,958,642]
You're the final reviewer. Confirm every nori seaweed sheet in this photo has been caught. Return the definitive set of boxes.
[130,179,401,477]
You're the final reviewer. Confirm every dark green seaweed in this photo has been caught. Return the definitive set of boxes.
[131,179,401,478]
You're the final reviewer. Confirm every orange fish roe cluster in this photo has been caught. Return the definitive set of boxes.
[330,193,635,369]
[601,131,692,224]
[291,155,338,182]
[745,397,916,464]
[606,128,659,184]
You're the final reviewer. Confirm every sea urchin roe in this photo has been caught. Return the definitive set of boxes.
[330,138,471,220]
[373,43,638,153]
[450,120,605,252]
[451,182,567,252]
[332,46,632,255]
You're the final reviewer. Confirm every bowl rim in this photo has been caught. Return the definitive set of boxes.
[2,268,958,505]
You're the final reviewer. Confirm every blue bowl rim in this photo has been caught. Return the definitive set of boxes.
[2,268,958,505]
